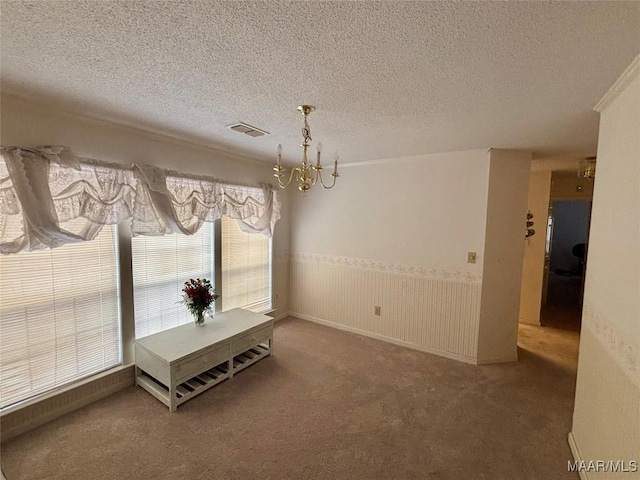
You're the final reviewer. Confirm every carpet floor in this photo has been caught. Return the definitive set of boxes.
[1,317,580,480]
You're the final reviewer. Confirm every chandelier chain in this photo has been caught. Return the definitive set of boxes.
[302,115,312,145]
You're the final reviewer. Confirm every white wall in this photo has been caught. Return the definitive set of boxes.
[570,56,640,474]
[290,148,531,364]
[291,150,491,269]
[519,171,551,325]
[0,93,291,322]
[477,149,531,364]
[290,149,490,362]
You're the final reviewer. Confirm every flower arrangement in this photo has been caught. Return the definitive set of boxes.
[180,278,219,326]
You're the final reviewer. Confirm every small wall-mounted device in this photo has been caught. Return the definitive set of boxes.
[467,252,477,264]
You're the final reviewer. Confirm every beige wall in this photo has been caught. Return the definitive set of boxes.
[519,171,552,325]
[570,56,640,476]
[477,149,531,364]
[550,171,594,200]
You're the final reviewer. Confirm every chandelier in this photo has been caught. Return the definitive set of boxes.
[578,156,596,179]
[273,105,339,193]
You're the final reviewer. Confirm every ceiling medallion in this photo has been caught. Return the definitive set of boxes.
[273,105,339,194]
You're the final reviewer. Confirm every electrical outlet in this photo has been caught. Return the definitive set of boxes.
[467,252,477,264]
[374,306,381,316]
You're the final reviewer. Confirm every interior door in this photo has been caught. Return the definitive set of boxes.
[541,202,554,306]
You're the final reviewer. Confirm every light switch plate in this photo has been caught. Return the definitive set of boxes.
[467,252,477,264]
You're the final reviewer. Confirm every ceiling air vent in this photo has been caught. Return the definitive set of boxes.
[227,122,269,138]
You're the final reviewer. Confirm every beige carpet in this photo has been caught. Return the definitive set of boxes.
[1,317,580,480]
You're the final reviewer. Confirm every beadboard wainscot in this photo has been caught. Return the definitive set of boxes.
[290,253,482,364]
[272,251,291,321]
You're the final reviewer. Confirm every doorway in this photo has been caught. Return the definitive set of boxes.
[542,200,592,331]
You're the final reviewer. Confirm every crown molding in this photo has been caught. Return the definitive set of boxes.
[339,148,492,169]
[593,53,640,113]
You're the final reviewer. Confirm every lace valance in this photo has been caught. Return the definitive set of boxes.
[0,146,280,254]
[132,164,280,237]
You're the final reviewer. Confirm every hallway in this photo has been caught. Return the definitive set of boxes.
[540,303,583,333]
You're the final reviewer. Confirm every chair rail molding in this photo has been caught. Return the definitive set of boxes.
[290,252,483,283]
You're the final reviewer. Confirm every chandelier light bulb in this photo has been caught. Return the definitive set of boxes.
[277,144,282,156]
[316,142,322,167]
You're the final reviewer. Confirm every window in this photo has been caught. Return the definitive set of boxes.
[131,224,215,338]
[0,225,121,409]
[221,217,271,313]
[0,151,279,408]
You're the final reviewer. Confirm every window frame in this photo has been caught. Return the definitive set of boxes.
[0,216,274,410]
[218,217,273,314]
[215,218,273,314]
[0,224,123,411]
[130,223,216,339]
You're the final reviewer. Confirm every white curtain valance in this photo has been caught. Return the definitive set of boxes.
[0,146,280,255]
[132,164,280,238]
[0,146,135,254]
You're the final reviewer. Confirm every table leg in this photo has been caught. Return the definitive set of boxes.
[169,371,177,412]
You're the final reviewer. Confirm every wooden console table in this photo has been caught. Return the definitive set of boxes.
[134,308,273,412]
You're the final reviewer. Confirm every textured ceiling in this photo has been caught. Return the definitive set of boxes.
[1,1,639,164]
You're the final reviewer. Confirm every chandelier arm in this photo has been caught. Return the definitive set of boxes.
[275,167,299,189]
[317,169,339,189]
[310,167,320,186]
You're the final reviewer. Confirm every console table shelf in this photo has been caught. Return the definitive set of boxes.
[134,309,273,411]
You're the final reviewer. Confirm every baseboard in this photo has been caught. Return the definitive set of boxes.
[1,364,135,443]
[290,312,478,365]
[568,432,590,480]
[519,318,541,327]
[475,352,519,365]
[272,310,290,322]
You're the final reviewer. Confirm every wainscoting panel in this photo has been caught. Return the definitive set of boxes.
[290,254,482,362]
[272,252,290,318]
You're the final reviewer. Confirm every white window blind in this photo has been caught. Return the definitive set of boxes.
[132,224,214,338]
[221,217,271,313]
[0,224,121,409]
